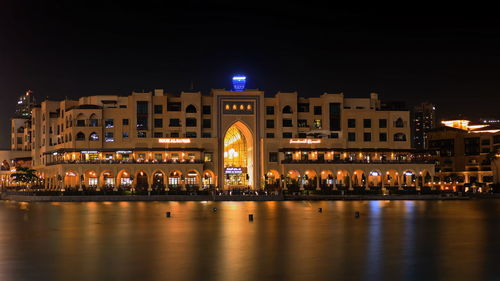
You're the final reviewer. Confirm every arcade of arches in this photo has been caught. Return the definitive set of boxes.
[264,168,435,191]
[45,168,216,191]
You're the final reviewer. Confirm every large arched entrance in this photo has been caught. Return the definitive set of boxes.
[223,122,254,189]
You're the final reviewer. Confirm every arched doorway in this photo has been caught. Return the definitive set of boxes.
[152,170,165,190]
[135,171,148,190]
[202,170,215,189]
[64,170,79,188]
[168,170,182,189]
[265,170,280,189]
[223,122,254,189]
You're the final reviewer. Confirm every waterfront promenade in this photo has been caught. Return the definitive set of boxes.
[2,190,491,202]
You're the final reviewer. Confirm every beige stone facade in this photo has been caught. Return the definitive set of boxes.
[7,89,434,191]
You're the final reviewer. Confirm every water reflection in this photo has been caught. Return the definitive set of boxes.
[0,200,500,281]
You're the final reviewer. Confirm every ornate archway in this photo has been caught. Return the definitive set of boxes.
[223,122,254,189]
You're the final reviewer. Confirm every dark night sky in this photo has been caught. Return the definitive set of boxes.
[1,2,499,148]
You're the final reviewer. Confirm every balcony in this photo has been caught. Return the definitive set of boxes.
[46,159,204,166]
[281,159,435,164]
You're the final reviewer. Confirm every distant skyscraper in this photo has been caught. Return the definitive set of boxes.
[15,90,36,119]
[412,102,436,149]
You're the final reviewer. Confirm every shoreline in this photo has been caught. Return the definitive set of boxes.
[2,193,494,202]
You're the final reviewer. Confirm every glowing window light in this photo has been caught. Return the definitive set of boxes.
[370,171,380,176]
[232,75,246,91]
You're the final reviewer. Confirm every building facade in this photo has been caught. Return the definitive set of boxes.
[7,88,435,191]
[411,102,436,150]
[428,120,500,190]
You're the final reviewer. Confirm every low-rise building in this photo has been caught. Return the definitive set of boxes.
[7,82,434,191]
[428,120,500,191]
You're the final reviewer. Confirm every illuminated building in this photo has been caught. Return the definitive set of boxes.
[428,119,500,191]
[4,85,435,191]
[411,102,436,150]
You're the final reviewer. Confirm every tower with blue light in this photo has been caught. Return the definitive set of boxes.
[232,75,246,91]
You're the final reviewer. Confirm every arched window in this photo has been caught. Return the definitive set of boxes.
[89,114,98,127]
[186,104,197,113]
[89,132,99,141]
[394,133,406,141]
[76,132,85,141]
[395,118,404,128]
[282,105,292,114]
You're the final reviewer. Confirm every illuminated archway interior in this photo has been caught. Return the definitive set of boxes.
[223,122,253,188]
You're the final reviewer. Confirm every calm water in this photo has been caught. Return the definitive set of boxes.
[1,200,500,281]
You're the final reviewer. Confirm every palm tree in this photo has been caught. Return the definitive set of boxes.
[10,166,39,189]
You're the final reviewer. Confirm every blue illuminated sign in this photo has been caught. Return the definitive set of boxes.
[232,75,246,91]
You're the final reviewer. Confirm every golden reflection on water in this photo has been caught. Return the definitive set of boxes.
[1,200,500,281]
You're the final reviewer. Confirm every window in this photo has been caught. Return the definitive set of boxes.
[153,132,163,138]
[103,119,113,128]
[394,118,404,128]
[298,103,309,112]
[202,132,211,138]
[379,119,387,128]
[154,118,163,128]
[363,119,371,128]
[393,133,406,141]
[465,137,480,156]
[202,119,211,128]
[122,132,129,139]
[204,152,213,162]
[348,132,356,142]
[122,119,129,125]
[363,132,371,142]
[169,119,180,127]
[17,137,22,144]
[186,104,197,113]
[282,106,292,114]
[136,117,148,130]
[266,106,275,115]
[481,139,490,146]
[330,133,339,138]
[282,119,293,127]
[76,120,85,127]
[266,119,275,128]
[137,101,148,114]
[186,132,197,138]
[154,105,162,114]
[348,119,356,128]
[298,119,308,128]
[314,106,322,115]
[89,132,99,141]
[298,133,307,138]
[202,105,211,114]
[89,118,98,127]
[329,103,341,131]
[282,132,292,138]
[269,152,278,162]
[379,133,387,142]
[266,133,275,138]
[186,118,197,127]
[104,132,114,142]
[170,132,179,137]
[494,135,500,144]
[167,102,181,111]
[137,132,147,138]
[313,120,322,129]
[76,132,85,141]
